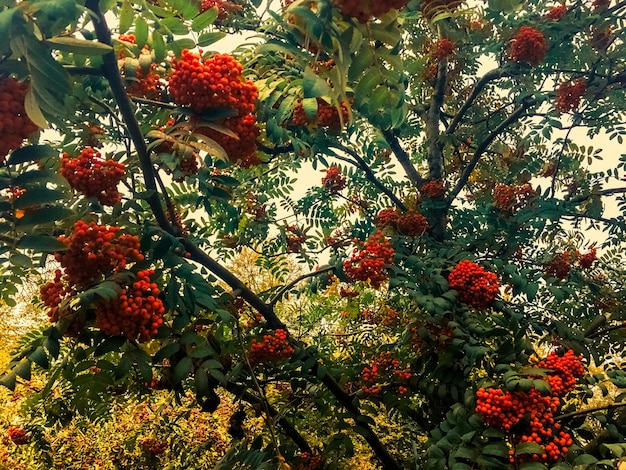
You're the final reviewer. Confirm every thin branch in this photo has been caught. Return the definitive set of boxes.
[426,60,447,181]
[448,101,533,205]
[556,401,626,421]
[382,130,424,188]
[329,144,407,212]
[268,265,335,307]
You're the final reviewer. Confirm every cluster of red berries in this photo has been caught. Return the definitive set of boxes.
[60,147,126,206]
[509,26,548,65]
[333,0,409,22]
[375,208,430,237]
[476,351,584,463]
[292,98,350,131]
[555,78,587,113]
[140,437,168,455]
[95,270,164,342]
[322,166,347,193]
[343,231,394,288]
[0,77,40,161]
[54,221,144,288]
[169,51,257,115]
[545,4,567,20]
[535,350,586,397]
[126,66,164,100]
[198,113,260,167]
[7,427,29,445]
[248,329,295,366]
[590,25,613,51]
[361,351,412,395]
[286,225,307,253]
[448,260,499,310]
[359,307,400,327]
[432,38,455,60]
[421,180,446,199]
[544,247,596,279]
[493,183,537,213]
[295,452,324,470]
[200,0,243,21]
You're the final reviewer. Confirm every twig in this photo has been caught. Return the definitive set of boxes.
[268,265,335,307]
[556,402,626,421]
[382,130,424,188]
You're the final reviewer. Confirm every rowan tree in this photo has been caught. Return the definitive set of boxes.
[1,0,626,468]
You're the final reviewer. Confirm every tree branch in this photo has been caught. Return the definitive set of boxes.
[556,401,626,422]
[382,130,424,188]
[426,60,447,181]
[268,265,335,307]
[448,101,533,205]
[329,144,407,212]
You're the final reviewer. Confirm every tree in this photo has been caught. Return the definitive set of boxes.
[1,0,626,468]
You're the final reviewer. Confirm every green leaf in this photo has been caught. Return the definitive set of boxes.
[46,37,113,55]
[303,66,332,99]
[197,31,226,47]
[191,7,218,32]
[518,463,549,470]
[14,187,66,209]
[16,235,67,252]
[515,442,544,455]
[152,30,166,62]
[482,443,509,458]
[119,0,134,34]
[194,367,209,396]
[7,144,58,166]
[25,88,48,128]
[14,357,31,380]
[135,16,149,48]
[29,346,49,369]
[572,454,598,465]
[159,17,189,35]
[16,206,74,227]
[0,372,17,391]
[173,356,193,383]
[10,252,32,267]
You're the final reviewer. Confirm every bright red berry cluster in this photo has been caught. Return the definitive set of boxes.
[555,78,587,113]
[546,4,567,20]
[361,351,412,395]
[322,166,347,193]
[248,329,295,365]
[544,247,596,279]
[169,51,257,115]
[199,114,260,167]
[343,231,394,288]
[359,307,400,327]
[493,183,537,213]
[333,0,409,22]
[140,437,168,455]
[127,66,164,100]
[509,26,548,65]
[420,180,446,199]
[375,208,429,237]
[476,350,584,463]
[7,426,29,445]
[578,246,597,269]
[432,38,455,60]
[60,147,126,206]
[448,260,499,310]
[96,269,164,342]
[0,77,40,161]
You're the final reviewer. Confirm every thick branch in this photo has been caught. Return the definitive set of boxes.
[426,60,447,181]
[382,130,424,188]
[446,68,511,135]
[448,101,532,204]
[556,401,626,422]
[330,144,407,212]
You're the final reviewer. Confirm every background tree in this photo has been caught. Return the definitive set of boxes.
[1,0,626,468]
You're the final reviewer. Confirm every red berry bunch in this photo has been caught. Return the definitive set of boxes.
[0,77,40,161]
[493,183,537,213]
[359,307,400,327]
[248,329,295,365]
[140,437,168,455]
[126,66,164,100]
[535,350,585,396]
[169,50,257,115]
[60,147,126,206]
[509,26,548,65]
[95,270,164,342]
[448,260,499,310]
[420,179,446,199]
[291,100,309,127]
[200,0,243,21]
[286,225,307,253]
[544,250,577,279]
[7,426,29,445]
[322,166,347,193]
[198,113,260,167]
[343,231,394,288]
[375,208,429,237]
[590,25,613,51]
[295,452,324,470]
[555,78,587,113]
[432,38,455,60]
[361,351,411,395]
[53,221,144,289]
[545,4,567,20]
[292,98,350,130]
[333,0,409,22]
[578,246,596,269]
[40,269,73,323]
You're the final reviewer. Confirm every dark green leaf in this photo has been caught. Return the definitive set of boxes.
[7,144,58,166]
[191,7,218,32]
[46,37,113,55]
